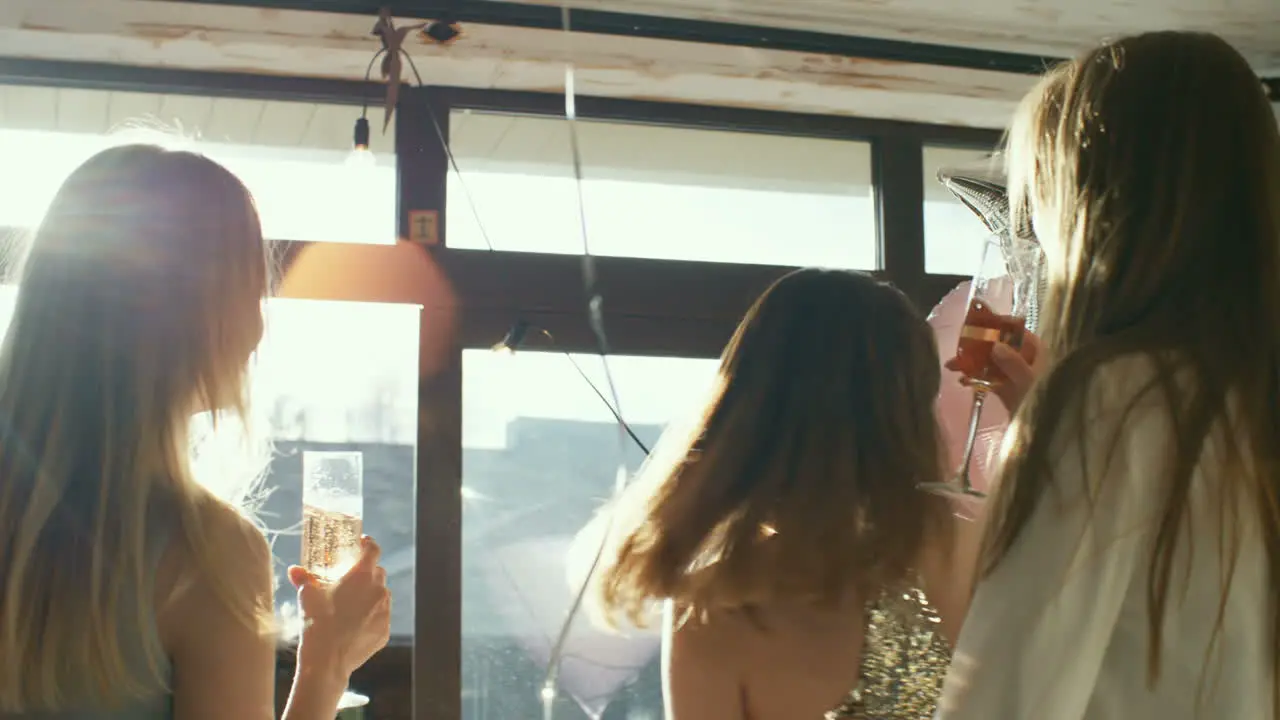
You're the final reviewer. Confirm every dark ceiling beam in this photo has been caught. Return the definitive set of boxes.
[435,86,1002,145]
[0,56,379,105]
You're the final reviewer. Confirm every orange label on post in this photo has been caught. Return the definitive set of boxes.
[408,210,439,246]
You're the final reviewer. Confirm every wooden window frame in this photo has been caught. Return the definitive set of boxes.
[0,61,1001,719]
[400,85,997,720]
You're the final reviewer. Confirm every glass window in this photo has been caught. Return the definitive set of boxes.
[0,288,420,638]
[253,299,420,638]
[923,145,998,276]
[462,349,720,719]
[448,111,877,268]
[0,85,396,244]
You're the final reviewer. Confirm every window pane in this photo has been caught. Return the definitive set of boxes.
[0,289,418,635]
[923,145,997,276]
[462,350,719,719]
[0,85,396,244]
[254,299,420,639]
[448,111,877,268]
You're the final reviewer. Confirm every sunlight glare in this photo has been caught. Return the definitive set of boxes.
[0,128,396,245]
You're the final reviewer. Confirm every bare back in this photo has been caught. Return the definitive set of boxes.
[663,510,982,720]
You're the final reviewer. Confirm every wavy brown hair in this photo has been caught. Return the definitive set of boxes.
[597,268,950,625]
[989,31,1280,699]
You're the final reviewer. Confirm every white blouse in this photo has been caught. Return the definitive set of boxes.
[936,357,1273,720]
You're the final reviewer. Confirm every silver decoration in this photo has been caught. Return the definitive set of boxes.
[937,156,1048,333]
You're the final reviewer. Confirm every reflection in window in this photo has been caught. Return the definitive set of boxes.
[448,111,878,269]
[0,290,420,638]
[462,350,719,719]
[0,85,396,244]
[923,145,998,276]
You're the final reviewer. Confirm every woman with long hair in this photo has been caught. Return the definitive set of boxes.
[588,268,987,719]
[937,32,1280,718]
[0,144,389,718]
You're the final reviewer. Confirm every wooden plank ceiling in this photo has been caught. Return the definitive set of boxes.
[508,0,1280,72]
[0,0,1039,129]
[0,0,1273,133]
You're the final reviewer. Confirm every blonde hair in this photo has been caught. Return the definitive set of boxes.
[597,269,950,626]
[0,144,272,710]
[991,31,1280,699]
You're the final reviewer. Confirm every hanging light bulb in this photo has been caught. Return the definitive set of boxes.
[346,116,375,168]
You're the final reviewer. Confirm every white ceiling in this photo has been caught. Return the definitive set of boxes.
[0,0,1041,128]
[511,0,1280,72]
[0,0,1273,133]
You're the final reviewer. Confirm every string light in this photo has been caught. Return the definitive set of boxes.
[346,116,375,168]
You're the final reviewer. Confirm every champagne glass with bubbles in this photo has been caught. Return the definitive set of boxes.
[300,451,369,712]
[301,451,364,581]
[919,233,1043,498]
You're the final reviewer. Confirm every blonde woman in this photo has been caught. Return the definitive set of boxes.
[938,32,1280,719]
[0,145,389,719]
[588,268,990,719]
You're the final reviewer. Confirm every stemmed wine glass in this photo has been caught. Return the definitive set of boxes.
[919,232,1043,498]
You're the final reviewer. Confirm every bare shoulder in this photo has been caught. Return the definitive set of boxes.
[158,495,274,648]
[673,604,835,668]
[170,496,271,583]
[198,499,273,574]
[671,607,754,657]
[153,495,281,719]
[664,606,755,719]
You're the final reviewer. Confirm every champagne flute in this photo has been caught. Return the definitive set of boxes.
[300,451,367,708]
[301,451,364,581]
[919,233,1042,498]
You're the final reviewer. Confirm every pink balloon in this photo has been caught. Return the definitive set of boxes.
[483,537,659,719]
[930,281,1011,494]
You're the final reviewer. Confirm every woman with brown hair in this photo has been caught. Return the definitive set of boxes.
[937,32,1280,718]
[0,144,389,719]
[586,267,988,719]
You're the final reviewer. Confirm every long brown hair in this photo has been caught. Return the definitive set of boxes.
[0,144,272,710]
[990,31,1280,695]
[598,268,949,625]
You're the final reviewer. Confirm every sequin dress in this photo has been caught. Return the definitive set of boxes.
[824,585,952,720]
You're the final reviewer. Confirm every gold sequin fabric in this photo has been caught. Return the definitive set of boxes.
[824,586,952,720]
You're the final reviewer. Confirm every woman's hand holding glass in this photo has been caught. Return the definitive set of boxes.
[946,330,1044,415]
[919,233,1043,499]
[288,535,391,690]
